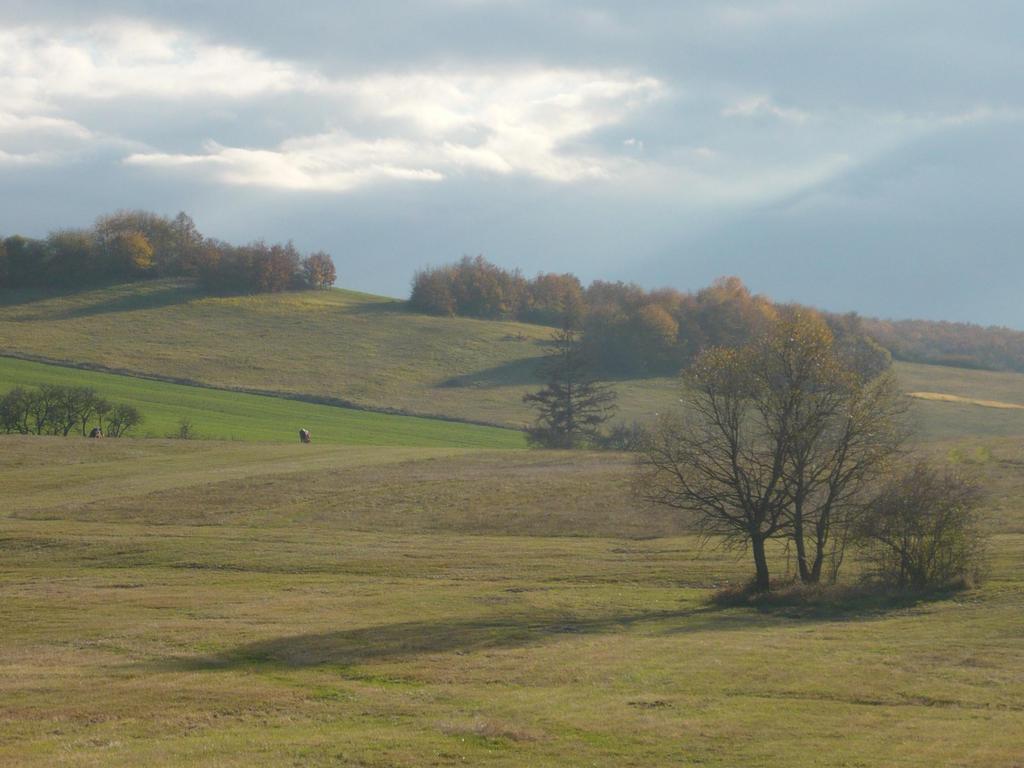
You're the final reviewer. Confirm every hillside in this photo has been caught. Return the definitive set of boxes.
[0,357,524,448]
[2,436,1023,766]
[2,280,1023,439]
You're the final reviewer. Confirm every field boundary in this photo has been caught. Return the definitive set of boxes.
[0,350,524,432]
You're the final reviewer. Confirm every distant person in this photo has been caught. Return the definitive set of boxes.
[299,428,311,444]
[89,427,103,438]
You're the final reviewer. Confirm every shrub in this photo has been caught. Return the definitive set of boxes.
[855,462,988,589]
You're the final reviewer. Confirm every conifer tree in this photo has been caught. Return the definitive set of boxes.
[523,327,617,448]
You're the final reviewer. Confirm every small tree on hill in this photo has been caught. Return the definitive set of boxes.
[523,328,617,448]
[301,251,336,289]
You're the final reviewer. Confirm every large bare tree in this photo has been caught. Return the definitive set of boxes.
[639,310,907,591]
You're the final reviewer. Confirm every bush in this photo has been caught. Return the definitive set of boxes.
[172,418,197,440]
[106,403,143,437]
[593,421,649,452]
[855,462,988,589]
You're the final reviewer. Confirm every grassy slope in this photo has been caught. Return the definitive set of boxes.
[0,280,554,426]
[0,357,524,448]
[1,436,1022,767]
[896,361,1024,440]
[3,280,1024,439]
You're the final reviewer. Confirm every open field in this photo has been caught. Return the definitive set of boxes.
[1,436,1022,766]
[0,357,524,449]
[3,281,1024,440]
[0,280,553,427]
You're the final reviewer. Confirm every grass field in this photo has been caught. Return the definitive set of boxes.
[1,436,1022,766]
[0,357,524,448]
[2,281,1024,440]
[0,280,553,427]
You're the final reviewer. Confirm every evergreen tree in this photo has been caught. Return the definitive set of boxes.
[523,328,617,448]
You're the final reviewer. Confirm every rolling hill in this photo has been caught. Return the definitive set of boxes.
[0,357,524,448]
[2,435,1022,766]
[2,279,1023,440]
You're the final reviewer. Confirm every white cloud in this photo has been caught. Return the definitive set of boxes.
[127,137,446,192]
[3,14,1016,206]
[0,112,92,139]
[0,22,312,114]
[125,69,665,190]
[1,20,664,190]
[722,95,811,124]
[0,148,55,165]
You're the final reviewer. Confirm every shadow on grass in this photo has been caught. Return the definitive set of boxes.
[438,357,680,390]
[0,279,203,317]
[438,357,544,389]
[709,580,968,619]
[57,284,203,318]
[151,596,928,673]
[340,297,411,315]
[162,609,724,670]
[0,285,84,308]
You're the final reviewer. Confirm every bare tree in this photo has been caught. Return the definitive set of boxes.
[638,311,907,591]
[639,346,792,591]
[758,312,909,583]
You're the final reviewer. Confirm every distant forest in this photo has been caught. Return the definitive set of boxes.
[412,256,1024,376]
[0,210,336,295]
[1,213,1021,376]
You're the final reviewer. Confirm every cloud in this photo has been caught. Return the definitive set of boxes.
[0,22,312,113]
[124,68,665,190]
[711,0,869,28]
[722,95,811,123]
[0,112,92,139]
[1,20,665,190]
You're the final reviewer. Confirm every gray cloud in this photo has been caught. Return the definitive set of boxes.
[0,1,1020,327]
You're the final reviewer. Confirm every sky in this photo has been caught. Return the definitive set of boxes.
[0,1,1020,327]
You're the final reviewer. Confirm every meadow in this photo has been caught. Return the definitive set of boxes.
[1,436,1022,766]
[2,282,1023,766]
[0,357,524,449]
[2,281,1023,439]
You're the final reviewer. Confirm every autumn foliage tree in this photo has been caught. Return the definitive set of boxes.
[0,210,337,297]
[302,251,337,289]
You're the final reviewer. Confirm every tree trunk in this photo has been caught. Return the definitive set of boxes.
[751,534,771,592]
[792,502,812,583]
[807,516,831,584]
[809,550,824,583]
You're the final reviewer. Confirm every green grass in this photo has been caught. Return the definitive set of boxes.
[0,357,525,448]
[0,280,554,427]
[3,280,1024,440]
[1,436,1022,766]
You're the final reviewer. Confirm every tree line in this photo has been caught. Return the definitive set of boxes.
[412,255,1024,376]
[0,210,336,295]
[411,256,891,378]
[1,384,142,437]
[861,317,1024,373]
